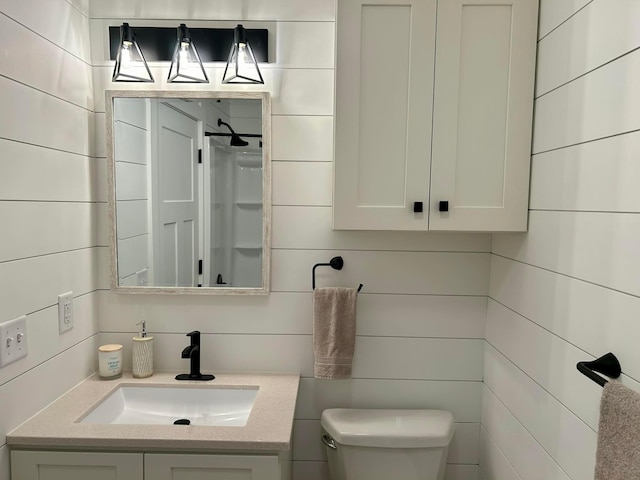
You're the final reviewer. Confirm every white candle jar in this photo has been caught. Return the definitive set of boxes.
[98,344,123,379]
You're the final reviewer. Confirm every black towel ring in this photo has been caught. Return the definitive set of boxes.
[577,352,621,387]
[312,256,363,292]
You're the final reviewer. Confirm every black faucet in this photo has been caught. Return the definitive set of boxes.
[175,331,215,381]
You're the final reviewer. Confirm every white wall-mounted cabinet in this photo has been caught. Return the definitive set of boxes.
[333,0,538,232]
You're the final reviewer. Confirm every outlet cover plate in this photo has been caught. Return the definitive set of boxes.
[58,291,74,334]
[0,315,28,367]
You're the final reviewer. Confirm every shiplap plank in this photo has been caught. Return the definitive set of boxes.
[530,131,640,212]
[273,206,492,252]
[0,248,99,322]
[117,235,149,278]
[0,293,99,387]
[115,162,147,200]
[114,121,147,164]
[93,67,334,115]
[354,337,484,381]
[116,200,149,239]
[272,250,490,295]
[490,255,640,382]
[0,336,97,442]
[484,344,596,480]
[99,333,483,381]
[447,465,480,480]
[292,461,329,480]
[492,210,640,297]
[479,426,522,480]
[272,162,332,206]
[486,299,603,430]
[292,419,479,464]
[0,0,91,62]
[272,116,334,162]
[295,378,482,422]
[357,295,486,338]
[0,202,96,263]
[482,386,571,480]
[537,0,640,96]
[445,465,480,480]
[89,0,336,21]
[0,13,93,110]
[533,48,640,153]
[274,21,335,68]
[98,291,485,338]
[0,76,93,156]
[0,139,97,202]
[538,0,592,39]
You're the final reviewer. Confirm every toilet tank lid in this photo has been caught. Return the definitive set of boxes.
[321,409,454,448]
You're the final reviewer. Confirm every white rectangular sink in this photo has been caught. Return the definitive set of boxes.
[80,385,258,426]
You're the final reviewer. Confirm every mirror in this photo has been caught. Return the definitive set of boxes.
[106,91,271,294]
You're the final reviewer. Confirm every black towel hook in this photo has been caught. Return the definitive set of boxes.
[312,256,363,292]
[577,352,621,387]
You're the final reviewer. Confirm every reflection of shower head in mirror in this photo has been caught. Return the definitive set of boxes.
[217,118,250,147]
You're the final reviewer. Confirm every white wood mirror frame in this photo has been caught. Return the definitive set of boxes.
[106,90,271,295]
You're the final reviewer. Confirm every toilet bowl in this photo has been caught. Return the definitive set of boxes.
[321,408,454,480]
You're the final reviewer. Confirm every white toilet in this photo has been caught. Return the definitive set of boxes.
[321,409,454,480]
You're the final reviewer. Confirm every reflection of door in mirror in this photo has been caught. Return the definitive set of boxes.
[153,103,200,287]
[113,96,264,290]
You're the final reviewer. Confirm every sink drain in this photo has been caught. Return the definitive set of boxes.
[173,418,191,425]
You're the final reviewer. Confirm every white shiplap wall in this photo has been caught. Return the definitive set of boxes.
[0,0,99,477]
[482,0,640,478]
[91,1,489,479]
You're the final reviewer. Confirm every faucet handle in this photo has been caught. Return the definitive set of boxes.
[186,330,201,344]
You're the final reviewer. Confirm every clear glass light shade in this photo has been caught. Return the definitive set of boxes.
[112,23,154,83]
[168,24,208,83]
[222,25,264,84]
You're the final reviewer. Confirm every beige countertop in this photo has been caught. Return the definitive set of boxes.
[8,372,300,452]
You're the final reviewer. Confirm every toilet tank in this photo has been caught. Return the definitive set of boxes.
[321,409,455,480]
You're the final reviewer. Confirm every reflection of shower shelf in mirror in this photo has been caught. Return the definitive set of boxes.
[234,245,262,250]
[235,201,262,207]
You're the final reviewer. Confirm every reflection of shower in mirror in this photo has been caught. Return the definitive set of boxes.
[108,92,270,294]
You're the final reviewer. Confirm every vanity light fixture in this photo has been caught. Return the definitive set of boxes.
[168,24,209,83]
[112,23,154,83]
[222,24,264,84]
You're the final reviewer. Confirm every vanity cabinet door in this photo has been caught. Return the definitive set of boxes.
[429,0,538,231]
[11,451,143,480]
[144,453,280,480]
[333,0,437,230]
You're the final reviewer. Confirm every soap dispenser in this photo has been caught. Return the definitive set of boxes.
[132,320,154,378]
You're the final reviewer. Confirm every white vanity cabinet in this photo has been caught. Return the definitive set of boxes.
[333,0,538,232]
[12,451,284,480]
[145,453,280,479]
[11,451,143,480]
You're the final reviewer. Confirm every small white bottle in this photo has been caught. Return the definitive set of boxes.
[132,321,154,378]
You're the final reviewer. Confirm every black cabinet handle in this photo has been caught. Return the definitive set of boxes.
[439,201,449,212]
[413,201,423,213]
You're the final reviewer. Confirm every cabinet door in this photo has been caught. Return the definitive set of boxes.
[11,451,143,480]
[144,453,279,480]
[430,0,538,231]
[334,0,437,230]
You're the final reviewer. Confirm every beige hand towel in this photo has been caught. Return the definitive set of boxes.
[313,287,358,379]
[595,381,640,480]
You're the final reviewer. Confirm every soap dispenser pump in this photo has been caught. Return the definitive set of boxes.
[132,320,154,378]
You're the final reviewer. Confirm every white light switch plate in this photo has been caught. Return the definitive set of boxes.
[0,315,28,367]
